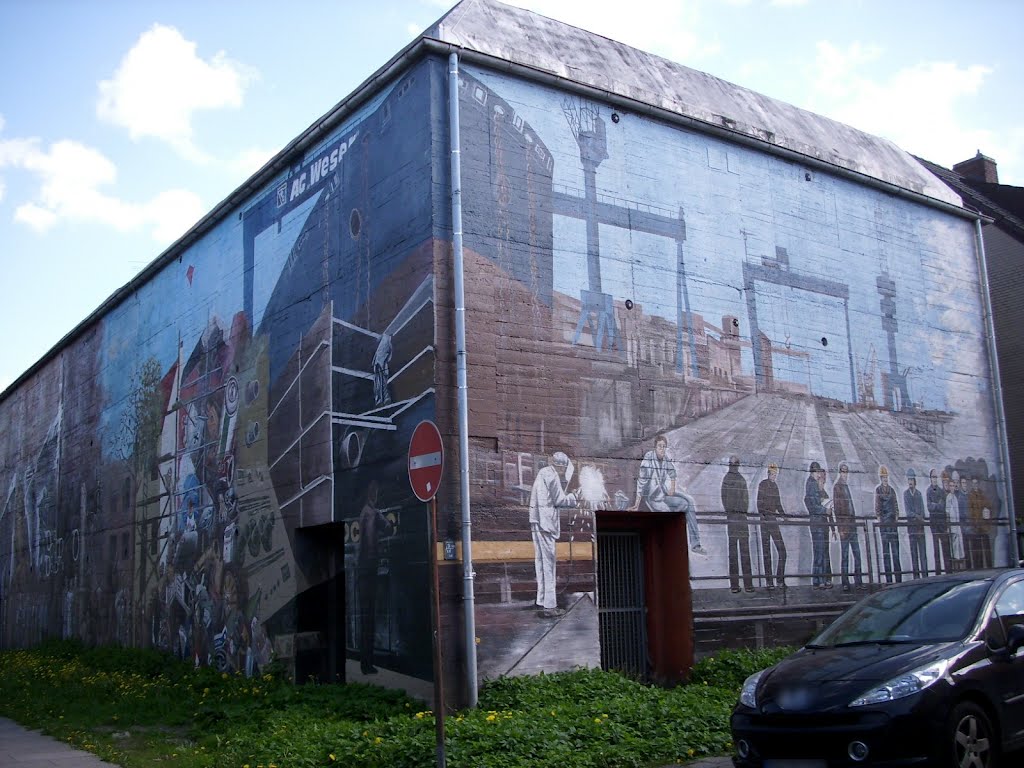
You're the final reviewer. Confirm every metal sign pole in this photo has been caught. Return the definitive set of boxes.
[429,495,447,768]
[409,419,447,764]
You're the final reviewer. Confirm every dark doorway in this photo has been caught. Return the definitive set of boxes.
[295,567,346,683]
[596,511,693,684]
[598,531,647,675]
[294,525,347,684]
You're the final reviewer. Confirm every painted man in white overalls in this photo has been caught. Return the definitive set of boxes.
[529,452,578,617]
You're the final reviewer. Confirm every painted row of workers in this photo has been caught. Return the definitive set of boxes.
[526,441,999,612]
[625,442,998,594]
[754,461,998,595]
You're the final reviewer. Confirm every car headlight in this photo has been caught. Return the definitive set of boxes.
[849,657,951,707]
[739,669,765,709]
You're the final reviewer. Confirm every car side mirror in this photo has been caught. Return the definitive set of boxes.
[1008,624,1024,656]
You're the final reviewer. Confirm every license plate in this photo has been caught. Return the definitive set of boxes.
[764,761,826,768]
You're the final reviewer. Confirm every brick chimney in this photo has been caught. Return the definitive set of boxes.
[953,151,999,183]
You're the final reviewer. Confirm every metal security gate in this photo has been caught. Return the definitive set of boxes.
[597,531,648,677]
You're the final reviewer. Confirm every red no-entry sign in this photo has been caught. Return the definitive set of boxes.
[408,420,444,502]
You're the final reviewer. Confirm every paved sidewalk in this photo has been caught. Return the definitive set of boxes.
[0,718,113,767]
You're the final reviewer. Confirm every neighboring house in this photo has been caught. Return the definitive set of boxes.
[919,153,1024,557]
[0,0,1017,706]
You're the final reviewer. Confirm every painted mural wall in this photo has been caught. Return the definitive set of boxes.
[0,49,1012,698]
[0,61,441,688]
[455,64,1011,679]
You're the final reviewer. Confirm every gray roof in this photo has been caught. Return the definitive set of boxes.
[917,156,1024,237]
[426,0,962,206]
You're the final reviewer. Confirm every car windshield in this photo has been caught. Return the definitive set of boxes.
[808,580,991,647]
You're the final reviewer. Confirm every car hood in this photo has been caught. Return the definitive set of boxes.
[755,642,958,713]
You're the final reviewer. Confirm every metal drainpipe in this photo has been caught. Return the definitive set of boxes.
[449,51,479,706]
[972,217,1019,563]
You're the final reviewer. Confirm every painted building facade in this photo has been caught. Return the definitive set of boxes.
[0,0,1017,705]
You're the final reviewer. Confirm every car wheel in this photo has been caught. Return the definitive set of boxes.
[944,701,998,768]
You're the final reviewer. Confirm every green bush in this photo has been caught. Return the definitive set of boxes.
[1,640,794,767]
[688,646,795,690]
[471,667,736,766]
[193,676,421,731]
[478,667,643,711]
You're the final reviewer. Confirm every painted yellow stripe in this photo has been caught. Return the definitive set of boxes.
[435,540,594,563]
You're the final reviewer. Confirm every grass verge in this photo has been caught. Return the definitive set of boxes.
[0,640,792,768]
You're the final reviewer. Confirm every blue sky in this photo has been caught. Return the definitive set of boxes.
[1,0,1021,393]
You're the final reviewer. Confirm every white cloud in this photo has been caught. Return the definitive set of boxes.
[232,147,277,179]
[807,41,997,169]
[0,136,42,166]
[14,202,57,232]
[0,134,203,243]
[97,24,255,162]
[144,189,205,243]
[811,41,882,98]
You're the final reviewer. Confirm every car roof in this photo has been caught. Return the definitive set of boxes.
[874,568,1024,591]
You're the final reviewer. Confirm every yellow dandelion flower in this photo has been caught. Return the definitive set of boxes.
[329,755,336,762]
[486,713,496,722]
[688,749,695,757]
[374,737,383,744]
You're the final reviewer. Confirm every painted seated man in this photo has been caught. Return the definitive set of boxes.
[630,434,705,555]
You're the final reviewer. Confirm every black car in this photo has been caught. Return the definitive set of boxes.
[730,569,1024,767]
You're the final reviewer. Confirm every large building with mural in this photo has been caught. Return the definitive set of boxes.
[0,0,1017,706]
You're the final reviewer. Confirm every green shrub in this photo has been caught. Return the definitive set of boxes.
[2,640,798,767]
[688,646,795,690]
[469,667,736,767]
[193,677,421,731]
[478,667,643,711]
